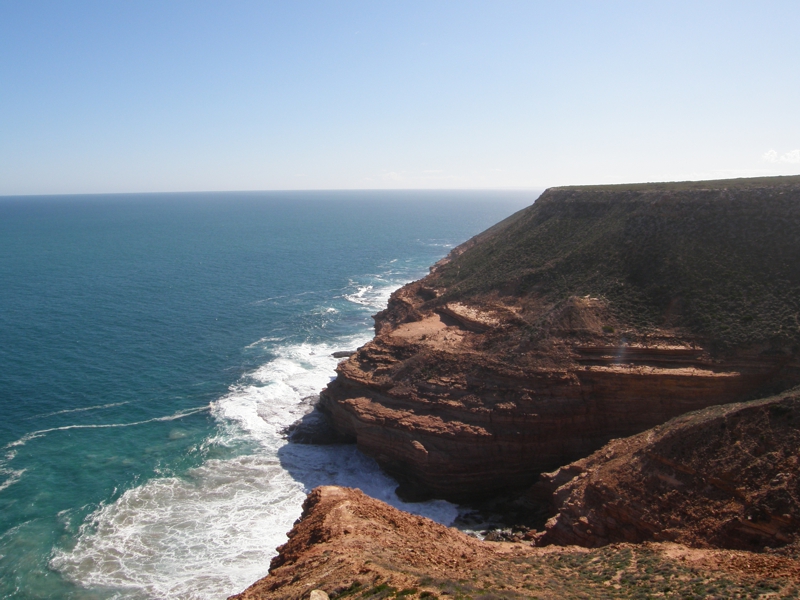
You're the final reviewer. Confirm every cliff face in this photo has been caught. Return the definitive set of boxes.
[320,177,800,501]
[534,388,800,551]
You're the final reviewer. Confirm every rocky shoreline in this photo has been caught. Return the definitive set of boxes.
[232,175,800,599]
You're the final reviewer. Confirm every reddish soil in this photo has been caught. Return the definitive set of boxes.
[535,388,800,551]
[229,486,800,599]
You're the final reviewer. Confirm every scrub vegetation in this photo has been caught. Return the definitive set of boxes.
[434,175,800,350]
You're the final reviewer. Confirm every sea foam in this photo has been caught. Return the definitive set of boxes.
[52,284,457,599]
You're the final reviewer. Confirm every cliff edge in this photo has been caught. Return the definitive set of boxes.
[229,485,800,599]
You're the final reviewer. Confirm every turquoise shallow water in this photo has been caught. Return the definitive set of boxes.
[0,190,535,598]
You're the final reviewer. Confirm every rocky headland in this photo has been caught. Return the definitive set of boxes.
[320,175,800,501]
[233,175,800,599]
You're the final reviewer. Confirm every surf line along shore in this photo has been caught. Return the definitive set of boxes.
[234,175,800,598]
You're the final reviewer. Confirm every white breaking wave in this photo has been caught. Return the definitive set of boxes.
[50,445,455,599]
[51,281,457,599]
[0,448,21,492]
[0,407,210,495]
[0,467,25,493]
[342,280,406,310]
[213,336,370,444]
[25,401,133,420]
[3,407,212,451]
[51,454,303,599]
[243,336,284,350]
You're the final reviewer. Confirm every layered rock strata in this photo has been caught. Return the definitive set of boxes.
[534,388,800,551]
[320,177,800,501]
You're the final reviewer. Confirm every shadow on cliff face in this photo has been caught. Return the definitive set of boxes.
[272,395,370,495]
[281,400,354,446]
[278,405,555,536]
[274,404,458,517]
[273,436,467,530]
[276,401,557,535]
[451,491,554,538]
[276,397,428,500]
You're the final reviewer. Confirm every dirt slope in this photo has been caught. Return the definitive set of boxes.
[229,486,800,599]
[535,388,800,551]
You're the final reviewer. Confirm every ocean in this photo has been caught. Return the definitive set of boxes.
[0,190,534,599]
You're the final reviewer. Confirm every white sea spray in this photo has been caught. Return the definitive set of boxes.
[51,282,457,599]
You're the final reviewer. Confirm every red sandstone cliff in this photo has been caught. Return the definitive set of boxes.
[320,178,800,501]
[231,177,800,599]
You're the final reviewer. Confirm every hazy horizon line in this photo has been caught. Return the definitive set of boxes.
[0,187,548,200]
[6,172,800,199]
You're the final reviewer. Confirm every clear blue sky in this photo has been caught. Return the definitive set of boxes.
[1,1,798,194]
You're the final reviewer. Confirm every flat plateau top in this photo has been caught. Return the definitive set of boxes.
[553,174,800,193]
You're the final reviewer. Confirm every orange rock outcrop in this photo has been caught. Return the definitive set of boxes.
[320,281,792,500]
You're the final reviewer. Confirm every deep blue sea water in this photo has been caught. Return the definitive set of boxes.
[0,191,535,599]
